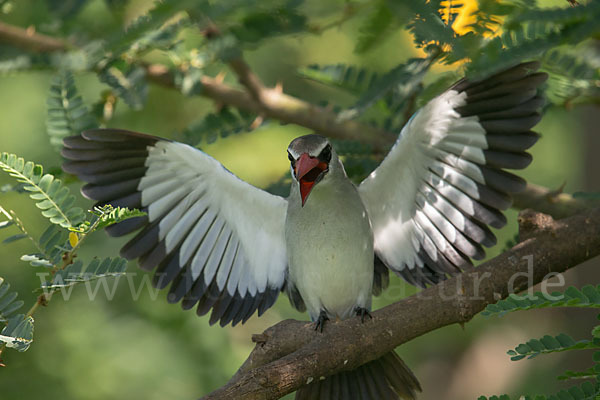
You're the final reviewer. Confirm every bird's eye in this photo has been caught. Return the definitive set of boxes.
[319,144,332,164]
[287,151,296,166]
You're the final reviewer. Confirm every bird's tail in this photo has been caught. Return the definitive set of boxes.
[295,351,421,400]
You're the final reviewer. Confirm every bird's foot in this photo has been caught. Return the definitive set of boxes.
[314,310,329,333]
[355,307,372,323]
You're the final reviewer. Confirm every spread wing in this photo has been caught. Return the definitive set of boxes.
[62,129,288,326]
[359,62,547,287]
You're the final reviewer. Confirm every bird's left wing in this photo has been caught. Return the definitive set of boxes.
[359,62,547,287]
[62,129,288,326]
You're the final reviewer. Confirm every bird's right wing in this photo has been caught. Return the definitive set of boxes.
[359,62,547,287]
[63,129,288,326]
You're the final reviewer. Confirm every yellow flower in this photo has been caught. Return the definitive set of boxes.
[69,231,79,248]
[440,0,503,37]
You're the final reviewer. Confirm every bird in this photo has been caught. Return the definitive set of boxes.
[62,61,547,399]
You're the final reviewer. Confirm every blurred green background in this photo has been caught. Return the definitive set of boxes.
[1,1,599,399]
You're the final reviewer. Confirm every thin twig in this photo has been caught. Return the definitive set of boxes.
[0,205,45,255]
[511,182,600,220]
[0,207,107,363]
[25,293,51,318]
[0,21,67,52]
[228,58,266,103]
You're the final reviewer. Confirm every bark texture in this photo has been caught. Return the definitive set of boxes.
[203,208,600,400]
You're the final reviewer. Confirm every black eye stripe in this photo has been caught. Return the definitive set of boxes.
[287,151,296,167]
[318,144,332,163]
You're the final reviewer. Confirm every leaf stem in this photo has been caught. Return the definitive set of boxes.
[0,210,104,363]
[0,205,46,255]
[25,293,52,318]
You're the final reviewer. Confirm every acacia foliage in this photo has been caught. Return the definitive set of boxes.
[480,285,600,399]
[0,1,598,164]
[0,0,598,394]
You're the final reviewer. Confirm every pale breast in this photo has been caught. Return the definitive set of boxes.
[285,177,374,321]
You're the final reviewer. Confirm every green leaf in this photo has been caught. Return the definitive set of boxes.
[38,224,70,265]
[573,192,600,200]
[99,65,148,110]
[465,2,600,79]
[105,0,197,55]
[0,153,85,228]
[404,2,458,52]
[231,7,307,44]
[46,0,88,18]
[0,278,24,321]
[2,233,27,244]
[482,285,600,317]
[298,64,379,95]
[182,108,259,146]
[42,257,128,291]
[20,254,53,268]
[557,366,600,381]
[415,71,460,108]
[355,1,394,53]
[90,205,147,231]
[180,67,204,97]
[338,57,434,122]
[508,334,597,361]
[546,381,600,400]
[0,55,32,74]
[507,2,600,25]
[128,19,188,56]
[330,139,373,157]
[46,71,96,150]
[543,49,600,107]
[0,314,34,352]
[480,380,600,399]
[51,40,105,72]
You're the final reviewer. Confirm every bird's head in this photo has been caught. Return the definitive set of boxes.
[287,134,334,206]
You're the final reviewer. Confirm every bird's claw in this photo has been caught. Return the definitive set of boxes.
[355,307,372,323]
[314,310,329,333]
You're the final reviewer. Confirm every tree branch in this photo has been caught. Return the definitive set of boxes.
[0,21,593,215]
[0,21,67,52]
[511,182,600,220]
[0,23,595,214]
[228,58,266,103]
[203,208,600,400]
[3,20,599,400]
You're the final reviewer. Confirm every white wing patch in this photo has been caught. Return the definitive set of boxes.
[140,141,288,296]
[358,62,546,287]
[359,90,477,273]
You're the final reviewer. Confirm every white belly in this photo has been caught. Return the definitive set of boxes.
[286,176,374,321]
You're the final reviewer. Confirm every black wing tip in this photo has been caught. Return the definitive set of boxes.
[61,160,81,174]
[105,215,148,238]
[119,222,160,260]
[61,128,286,329]
[390,246,466,289]
[164,274,279,327]
[483,150,533,170]
[62,134,89,150]
[453,60,545,95]
[485,60,543,81]
[81,128,162,143]
[63,129,163,150]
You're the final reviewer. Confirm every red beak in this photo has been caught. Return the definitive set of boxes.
[295,153,322,206]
